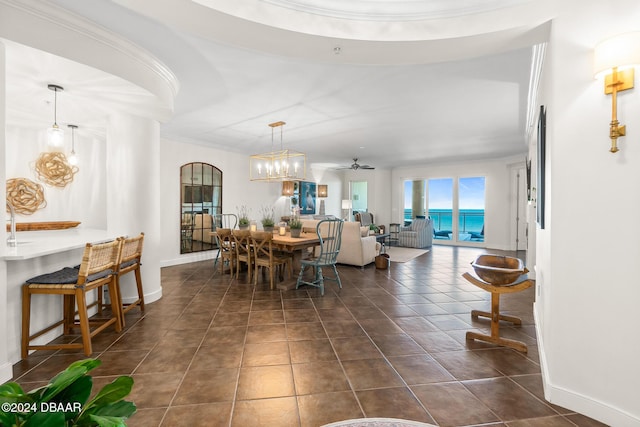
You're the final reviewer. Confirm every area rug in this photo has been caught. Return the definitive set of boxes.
[323,418,436,427]
[385,246,429,263]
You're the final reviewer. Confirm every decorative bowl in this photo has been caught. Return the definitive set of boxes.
[471,254,528,285]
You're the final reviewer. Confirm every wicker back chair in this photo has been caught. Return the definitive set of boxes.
[22,238,123,357]
[114,232,145,327]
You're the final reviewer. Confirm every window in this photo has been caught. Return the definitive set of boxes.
[404,176,485,244]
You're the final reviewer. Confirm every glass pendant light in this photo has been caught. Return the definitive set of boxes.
[46,84,64,148]
[67,124,78,165]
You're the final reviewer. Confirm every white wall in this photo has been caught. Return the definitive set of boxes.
[5,126,107,228]
[341,168,392,228]
[536,1,640,425]
[391,156,524,251]
[160,138,284,266]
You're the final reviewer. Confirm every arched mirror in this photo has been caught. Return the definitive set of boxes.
[180,162,222,253]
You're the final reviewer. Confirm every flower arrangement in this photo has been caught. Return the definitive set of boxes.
[259,205,275,228]
[237,205,250,227]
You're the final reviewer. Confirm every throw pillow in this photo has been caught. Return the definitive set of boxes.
[360,226,369,237]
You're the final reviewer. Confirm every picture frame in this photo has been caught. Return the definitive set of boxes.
[299,181,316,215]
[536,105,546,229]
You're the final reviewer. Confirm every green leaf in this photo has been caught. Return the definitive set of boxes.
[0,382,25,398]
[91,401,136,418]
[23,409,65,427]
[0,410,18,427]
[88,414,128,427]
[84,377,133,410]
[52,375,92,421]
[39,359,101,403]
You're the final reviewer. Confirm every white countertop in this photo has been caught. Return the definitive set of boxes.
[1,228,116,261]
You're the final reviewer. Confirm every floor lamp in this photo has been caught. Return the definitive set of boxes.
[318,185,328,216]
[341,199,352,221]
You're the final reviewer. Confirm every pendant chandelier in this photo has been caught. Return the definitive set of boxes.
[46,84,65,148]
[67,124,78,165]
[249,121,306,182]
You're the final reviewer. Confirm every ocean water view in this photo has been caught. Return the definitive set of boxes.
[404,209,485,234]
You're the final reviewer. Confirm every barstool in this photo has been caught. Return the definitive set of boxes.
[114,232,145,327]
[21,238,123,358]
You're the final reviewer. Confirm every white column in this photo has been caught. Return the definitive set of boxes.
[0,41,13,383]
[106,113,162,304]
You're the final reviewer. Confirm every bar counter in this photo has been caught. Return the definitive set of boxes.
[0,228,118,383]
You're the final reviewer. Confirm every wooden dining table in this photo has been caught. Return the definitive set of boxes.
[271,231,321,290]
[210,229,321,290]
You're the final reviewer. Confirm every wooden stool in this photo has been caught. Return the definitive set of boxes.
[22,239,123,358]
[115,233,145,327]
[462,272,534,353]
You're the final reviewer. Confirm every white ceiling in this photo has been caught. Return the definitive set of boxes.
[8,0,553,169]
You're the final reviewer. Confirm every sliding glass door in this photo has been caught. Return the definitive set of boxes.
[428,178,453,240]
[458,177,485,242]
[404,176,485,244]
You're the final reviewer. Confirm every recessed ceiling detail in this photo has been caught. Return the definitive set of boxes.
[261,0,531,21]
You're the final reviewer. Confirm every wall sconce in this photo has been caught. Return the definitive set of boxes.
[317,184,328,215]
[282,181,295,196]
[594,32,640,153]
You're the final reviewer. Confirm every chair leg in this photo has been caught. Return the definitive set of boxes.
[96,285,104,315]
[75,288,92,356]
[108,279,123,333]
[296,265,306,290]
[134,267,145,312]
[63,295,74,334]
[21,286,31,359]
[332,265,342,289]
[114,276,126,328]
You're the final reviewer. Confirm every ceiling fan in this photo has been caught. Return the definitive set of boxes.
[337,158,375,170]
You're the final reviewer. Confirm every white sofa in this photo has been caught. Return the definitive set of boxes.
[302,219,380,267]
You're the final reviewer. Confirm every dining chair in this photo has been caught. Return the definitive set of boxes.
[215,228,236,277]
[296,218,344,296]
[213,213,238,270]
[22,238,123,357]
[232,229,253,284]
[114,232,145,327]
[251,231,293,290]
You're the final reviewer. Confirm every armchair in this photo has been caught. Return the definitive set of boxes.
[398,217,433,248]
[336,221,380,267]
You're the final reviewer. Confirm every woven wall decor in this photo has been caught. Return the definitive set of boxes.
[6,177,47,215]
[34,151,78,188]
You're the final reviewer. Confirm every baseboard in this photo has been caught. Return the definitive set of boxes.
[534,303,640,427]
[160,250,217,267]
[0,361,13,383]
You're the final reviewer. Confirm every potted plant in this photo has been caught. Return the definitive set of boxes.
[289,218,303,238]
[259,205,275,232]
[0,358,136,426]
[237,205,250,229]
[369,224,380,235]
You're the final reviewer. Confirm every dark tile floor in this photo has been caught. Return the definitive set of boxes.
[8,246,607,427]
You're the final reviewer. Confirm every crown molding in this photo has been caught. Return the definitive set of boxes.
[0,0,179,107]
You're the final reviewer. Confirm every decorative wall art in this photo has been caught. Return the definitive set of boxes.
[6,177,47,215]
[299,181,316,215]
[537,105,546,229]
[35,152,78,188]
